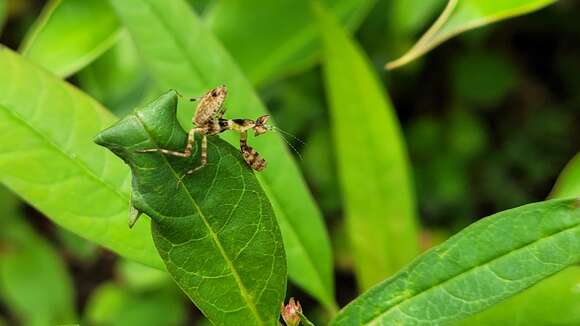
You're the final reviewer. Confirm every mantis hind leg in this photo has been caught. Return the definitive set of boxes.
[187,134,208,174]
[176,134,208,188]
[138,127,199,157]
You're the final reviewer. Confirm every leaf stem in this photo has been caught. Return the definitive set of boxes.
[299,312,316,326]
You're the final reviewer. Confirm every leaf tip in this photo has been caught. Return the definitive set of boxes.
[385,58,407,71]
[92,135,106,148]
[128,205,142,229]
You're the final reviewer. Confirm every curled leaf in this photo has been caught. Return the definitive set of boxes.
[387,0,557,70]
[95,91,287,325]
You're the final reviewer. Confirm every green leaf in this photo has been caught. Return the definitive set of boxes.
[20,0,121,77]
[387,0,557,69]
[108,0,336,309]
[316,4,419,291]
[95,91,287,325]
[331,198,580,325]
[551,153,580,199]
[0,46,162,269]
[454,149,580,325]
[391,0,446,37]
[455,266,580,325]
[0,187,76,325]
[205,0,376,85]
[83,281,187,326]
[116,260,173,292]
[76,31,150,116]
[444,151,580,326]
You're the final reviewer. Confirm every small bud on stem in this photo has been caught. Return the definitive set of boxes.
[281,297,302,326]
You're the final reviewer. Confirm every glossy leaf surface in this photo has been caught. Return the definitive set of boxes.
[316,4,419,291]
[109,0,335,309]
[95,91,286,325]
[387,0,557,69]
[0,46,162,268]
[456,152,580,325]
[20,0,120,77]
[332,198,580,325]
[456,266,580,325]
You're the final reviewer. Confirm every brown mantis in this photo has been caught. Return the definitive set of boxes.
[138,85,271,174]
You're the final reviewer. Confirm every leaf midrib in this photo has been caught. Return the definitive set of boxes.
[362,220,580,325]
[136,0,331,305]
[134,113,265,325]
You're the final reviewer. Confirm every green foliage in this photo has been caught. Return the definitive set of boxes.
[332,198,580,325]
[0,188,76,326]
[0,47,161,269]
[116,260,172,292]
[83,281,186,326]
[391,0,446,37]
[83,258,184,326]
[95,91,287,325]
[301,127,341,213]
[316,3,419,291]
[76,32,151,116]
[20,0,120,77]
[457,266,580,325]
[388,0,558,69]
[55,228,99,263]
[452,51,517,106]
[551,154,580,199]
[108,0,335,309]
[408,110,488,228]
[0,0,578,324]
[206,0,376,85]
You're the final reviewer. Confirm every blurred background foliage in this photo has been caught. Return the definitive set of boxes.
[0,0,579,325]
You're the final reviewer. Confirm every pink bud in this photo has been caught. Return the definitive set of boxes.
[281,297,302,326]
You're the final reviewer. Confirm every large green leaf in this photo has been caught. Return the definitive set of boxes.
[0,187,76,325]
[95,91,286,325]
[316,4,419,291]
[454,154,580,325]
[387,0,557,69]
[456,266,580,325]
[20,0,121,77]
[205,0,376,85]
[108,0,336,309]
[0,46,162,269]
[551,153,580,199]
[332,198,580,325]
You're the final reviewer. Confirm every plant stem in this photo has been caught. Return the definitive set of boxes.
[299,312,316,326]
